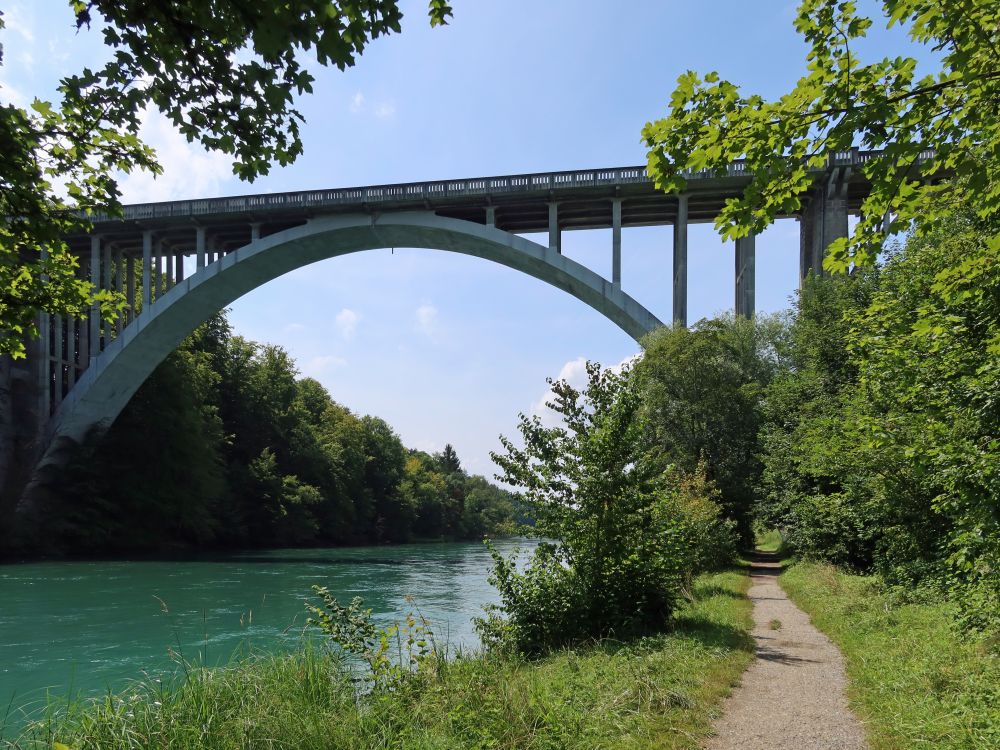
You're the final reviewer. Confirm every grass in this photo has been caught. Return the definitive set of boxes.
[5,568,753,750]
[780,561,1000,750]
[754,529,784,554]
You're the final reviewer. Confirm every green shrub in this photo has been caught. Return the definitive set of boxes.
[482,362,735,654]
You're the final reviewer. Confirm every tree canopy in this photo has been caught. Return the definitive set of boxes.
[0,0,452,358]
[642,0,1000,271]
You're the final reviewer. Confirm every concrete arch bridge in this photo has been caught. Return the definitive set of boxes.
[4,150,878,517]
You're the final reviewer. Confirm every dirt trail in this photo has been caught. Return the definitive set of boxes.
[705,554,868,750]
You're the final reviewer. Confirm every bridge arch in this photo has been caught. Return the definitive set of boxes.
[36,211,661,471]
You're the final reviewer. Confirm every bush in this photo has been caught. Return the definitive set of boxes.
[481,362,735,654]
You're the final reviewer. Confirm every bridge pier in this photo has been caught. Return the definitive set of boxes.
[673,194,689,327]
[548,202,560,253]
[142,231,153,309]
[735,233,755,318]
[89,237,101,364]
[800,167,850,281]
[611,198,622,287]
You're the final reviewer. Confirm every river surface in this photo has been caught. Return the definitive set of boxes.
[0,538,535,727]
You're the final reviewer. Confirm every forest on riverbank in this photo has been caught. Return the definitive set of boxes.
[36,312,521,554]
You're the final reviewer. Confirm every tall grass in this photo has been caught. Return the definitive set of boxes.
[781,562,1000,750]
[5,568,752,750]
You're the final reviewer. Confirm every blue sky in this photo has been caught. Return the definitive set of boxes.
[1,1,924,478]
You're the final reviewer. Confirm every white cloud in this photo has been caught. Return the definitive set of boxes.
[117,108,233,203]
[302,355,347,377]
[47,38,71,68]
[415,303,438,336]
[348,91,395,120]
[335,308,360,340]
[4,4,35,43]
[283,322,306,334]
[374,101,396,119]
[0,78,27,108]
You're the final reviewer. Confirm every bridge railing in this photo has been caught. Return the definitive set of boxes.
[92,147,928,224]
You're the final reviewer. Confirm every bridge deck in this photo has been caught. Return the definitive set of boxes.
[70,149,892,257]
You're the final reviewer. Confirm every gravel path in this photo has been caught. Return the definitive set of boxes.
[705,554,869,750]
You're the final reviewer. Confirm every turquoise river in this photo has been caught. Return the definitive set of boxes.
[0,538,535,731]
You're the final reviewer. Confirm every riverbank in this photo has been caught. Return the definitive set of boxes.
[6,568,753,750]
[780,561,1000,749]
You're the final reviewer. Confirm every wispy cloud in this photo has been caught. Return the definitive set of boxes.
[335,308,360,340]
[415,303,438,336]
[302,355,347,377]
[283,322,306,334]
[348,90,396,120]
[0,77,27,108]
[117,108,233,203]
[4,4,35,43]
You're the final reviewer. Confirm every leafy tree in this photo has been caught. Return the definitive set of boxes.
[850,211,1000,626]
[17,306,516,553]
[0,0,453,358]
[482,362,702,653]
[460,475,516,539]
[437,444,461,474]
[756,273,883,569]
[360,415,411,542]
[642,0,1000,271]
[44,324,226,551]
[637,315,789,542]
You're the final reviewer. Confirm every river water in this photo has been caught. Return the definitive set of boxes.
[0,538,534,726]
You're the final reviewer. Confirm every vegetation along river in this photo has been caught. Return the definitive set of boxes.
[0,538,535,726]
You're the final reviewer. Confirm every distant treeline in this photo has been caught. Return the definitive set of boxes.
[45,314,521,553]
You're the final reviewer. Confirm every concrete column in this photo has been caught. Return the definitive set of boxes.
[611,198,622,287]
[800,168,850,282]
[154,240,164,300]
[66,314,76,390]
[196,226,206,269]
[38,312,50,419]
[735,233,756,318]
[89,235,100,364]
[165,250,174,290]
[53,314,63,403]
[114,251,124,334]
[101,243,112,345]
[250,223,261,243]
[548,203,560,254]
[142,230,153,310]
[38,248,50,419]
[485,206,496,228]
[126,256,136,323]
[799,200,817,284]
[672,194,689,327]
[175,252,185,282]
